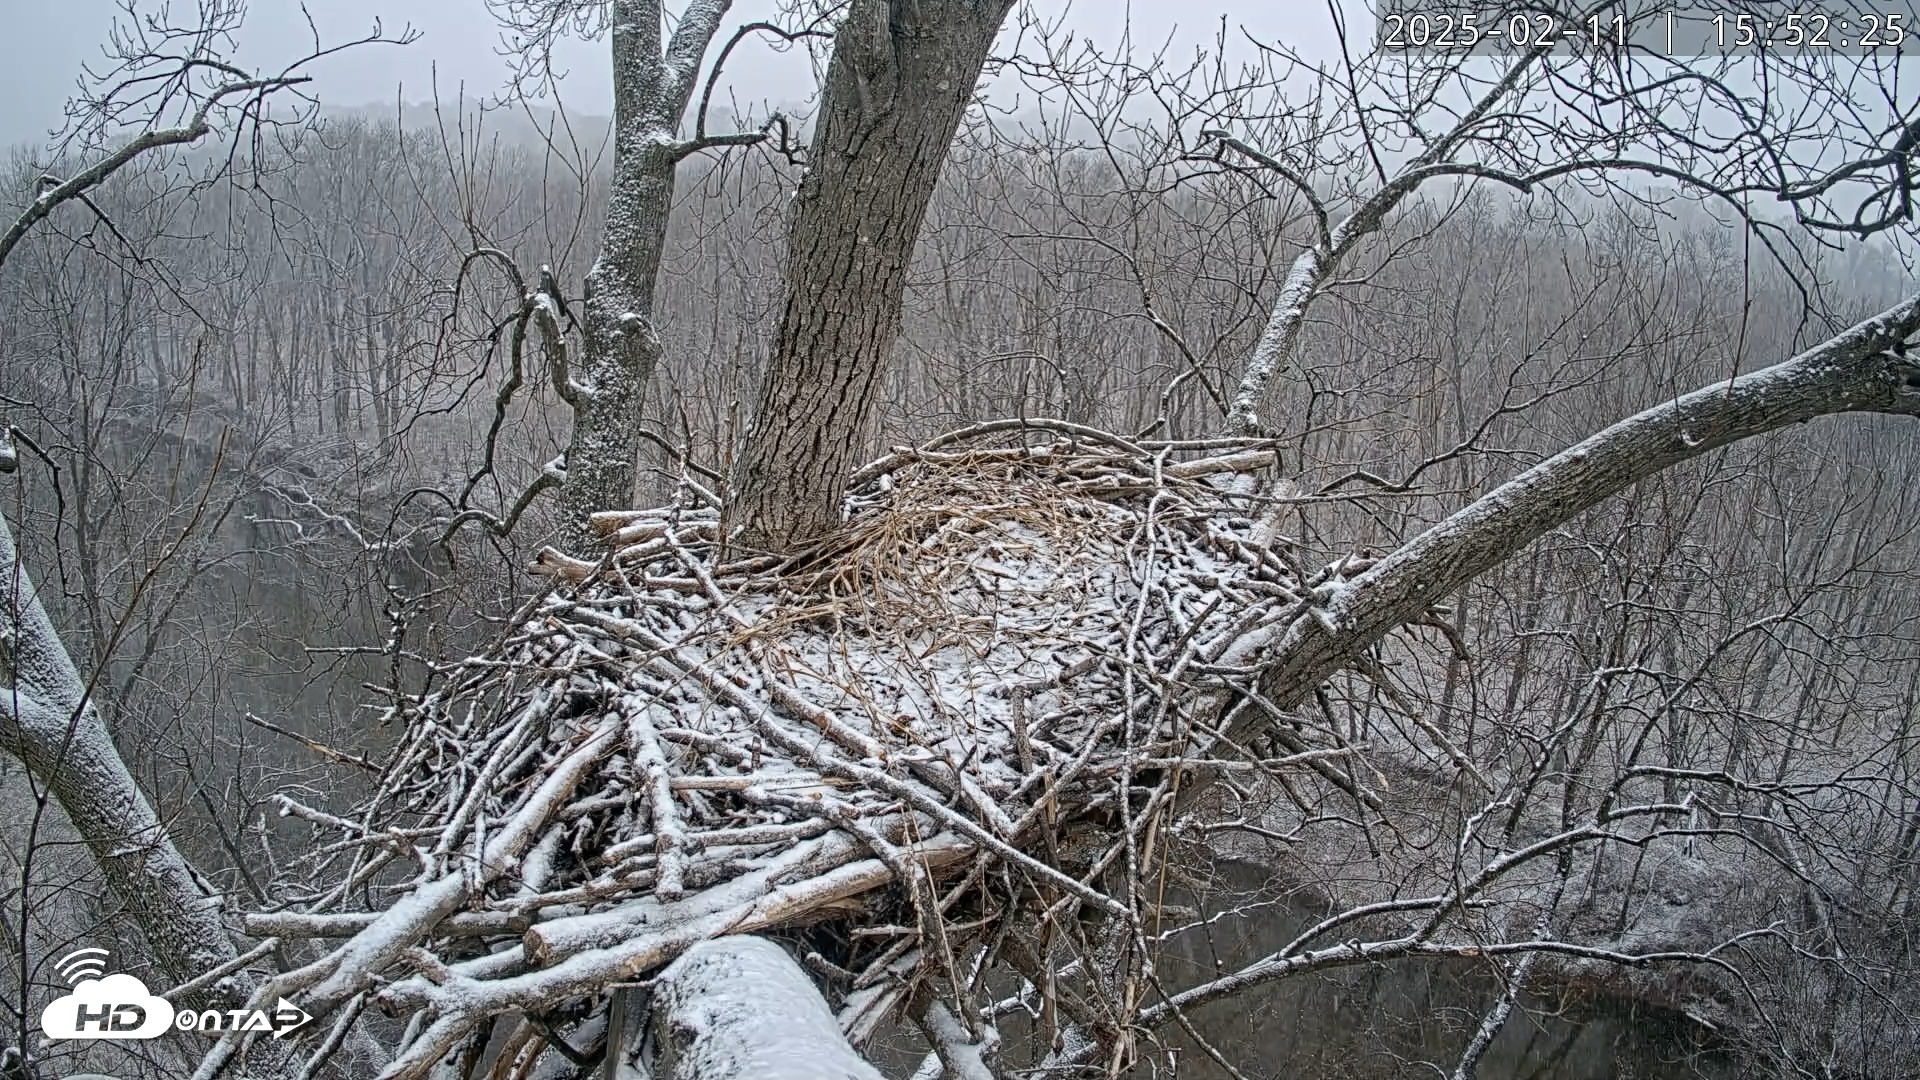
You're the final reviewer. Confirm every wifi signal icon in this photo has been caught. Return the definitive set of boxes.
[54,948,110,985]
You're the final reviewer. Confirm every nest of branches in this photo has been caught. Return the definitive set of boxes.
[230,421,1382,1080]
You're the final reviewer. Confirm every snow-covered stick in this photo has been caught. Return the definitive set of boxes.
[626,707,691,899]
[520,830,902,964]
[376,840,973,1078]
[194,717,620,1080]
[914,999,1000,1080]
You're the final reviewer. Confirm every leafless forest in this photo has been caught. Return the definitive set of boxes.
[6,2,1920,1079]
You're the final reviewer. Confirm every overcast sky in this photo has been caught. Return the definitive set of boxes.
[0,1,1331,150]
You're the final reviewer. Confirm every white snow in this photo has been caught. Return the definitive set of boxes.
[652,937,883,1080]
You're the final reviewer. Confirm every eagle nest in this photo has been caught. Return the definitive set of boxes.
[234,421,1379,1080]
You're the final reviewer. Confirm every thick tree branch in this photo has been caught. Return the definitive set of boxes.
[0,512,241,997]
[649,937,884,1080]
[1246,294,1920,712]
[729,0,1019,549]
[555,0,736,546]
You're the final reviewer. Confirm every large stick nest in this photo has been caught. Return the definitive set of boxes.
[233,423,1376,1080]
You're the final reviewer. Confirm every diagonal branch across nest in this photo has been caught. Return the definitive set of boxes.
[215,423,1383,1080]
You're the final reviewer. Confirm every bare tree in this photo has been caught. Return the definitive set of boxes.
[1107,16,1920,446]
[0,480,240,1004]
[470,0,1020,551]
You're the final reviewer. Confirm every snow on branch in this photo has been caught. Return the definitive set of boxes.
[651,937,886,1080]
[1249,291,1920,714]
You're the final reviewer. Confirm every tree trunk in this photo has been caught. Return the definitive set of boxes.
[554,0,732,550]
[0,511,241,996]
[729,0,1015,550]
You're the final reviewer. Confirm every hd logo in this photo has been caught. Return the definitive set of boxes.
[40,948,312,1042]
[39,951,172,1041]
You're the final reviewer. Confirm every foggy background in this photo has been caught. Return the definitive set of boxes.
[0,0,1348,149]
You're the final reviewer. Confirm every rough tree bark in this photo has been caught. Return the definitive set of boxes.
[553,0,736,548]
[728,0,1016,550]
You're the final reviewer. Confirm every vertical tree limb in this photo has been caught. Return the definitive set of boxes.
[729,0,1017,550]
[555,0,736,547]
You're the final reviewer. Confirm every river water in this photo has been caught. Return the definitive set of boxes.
[1141,859,1734,1080]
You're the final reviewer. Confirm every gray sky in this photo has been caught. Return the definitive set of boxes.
[0,1,1328,150]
